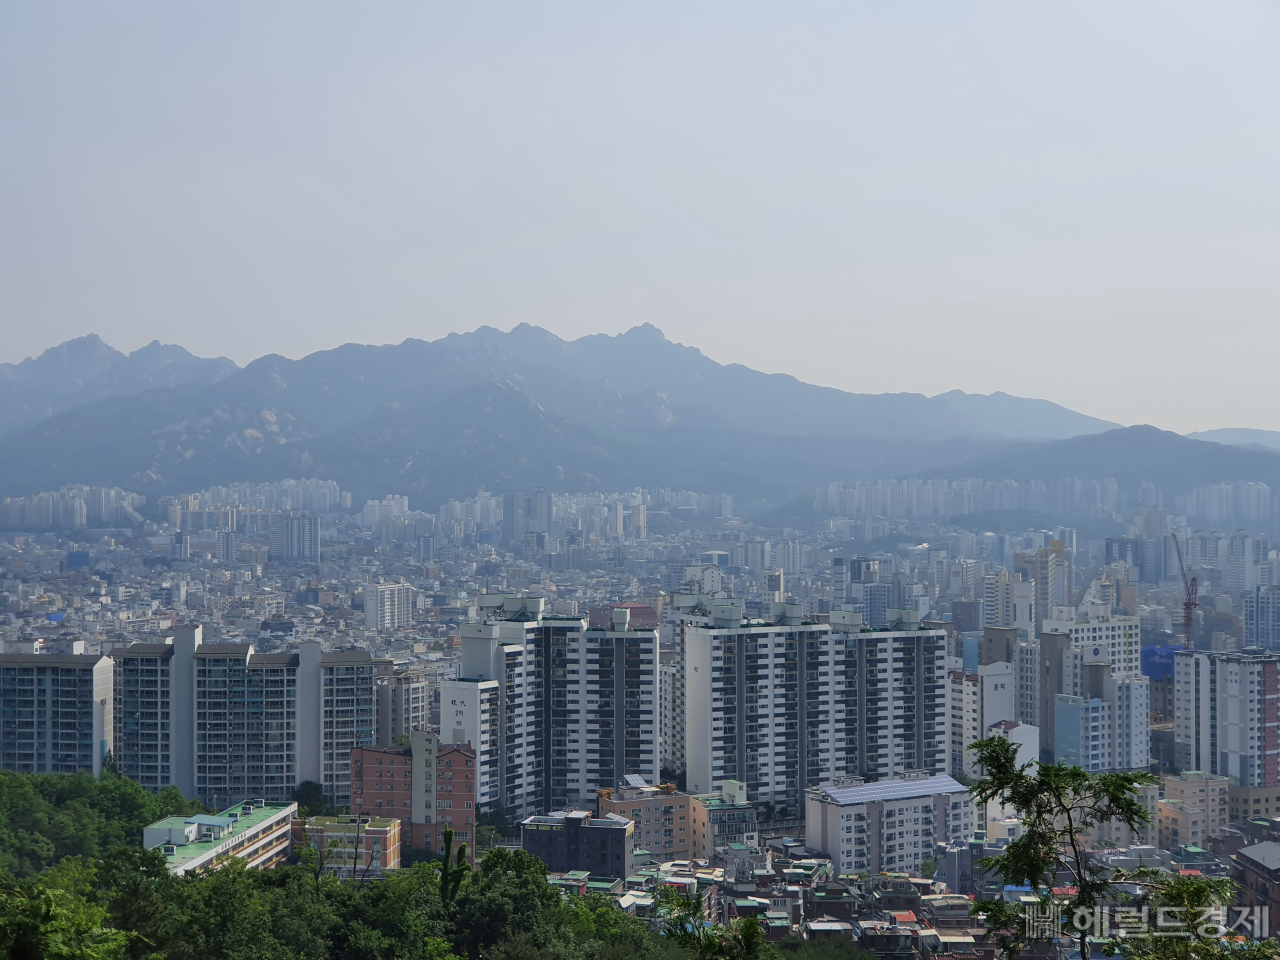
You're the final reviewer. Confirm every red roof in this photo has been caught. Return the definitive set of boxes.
[1178,869,1202,877]
[894,911,917,923]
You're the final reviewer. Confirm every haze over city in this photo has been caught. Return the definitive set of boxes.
[7,5,1280,957]
[5,3,1280,430]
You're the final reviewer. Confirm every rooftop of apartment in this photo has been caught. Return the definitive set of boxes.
[522,810,634,830]
[810,774,968,806]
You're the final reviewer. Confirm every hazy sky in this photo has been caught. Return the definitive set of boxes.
[3,3,1279,433]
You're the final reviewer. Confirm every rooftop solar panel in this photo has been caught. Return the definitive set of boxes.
[817,774,966,805]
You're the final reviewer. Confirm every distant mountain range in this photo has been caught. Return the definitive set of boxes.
[0,335,237,437]
[0,325,1126,504]
[0,325,1271,508]
[923,425,1280,492]
[1186,427,1280,453]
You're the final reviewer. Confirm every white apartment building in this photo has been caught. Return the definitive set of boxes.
[1042,602,1142,678]
[111,624,375,809]
[0,652,113,776]
[1054,653,1149,773]
[269,514,320,563]
[983,572,1035,634]
[375,669,430,747]
[1038,603,1148,772]
[683,599,948,817]
[441,596,659,818]
[806,774,973,876]
[948,671,976,777]
[1174,649,1280,786]
[948,660,1015,777]
[365,582,414,632]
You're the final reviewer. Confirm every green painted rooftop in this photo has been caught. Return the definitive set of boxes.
[152,802,295,873]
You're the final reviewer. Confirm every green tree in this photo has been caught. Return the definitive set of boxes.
[290,780,336,817]
[0,871,131,960]
[919,857,936,878]
[451,848,562,960]
[967,735,1278,960]
[0,771,197,878]
[477,802,519,839]
[776,934,874,960]
[438,827,470,906]
[476,825,500,850]
[654,883,768,960]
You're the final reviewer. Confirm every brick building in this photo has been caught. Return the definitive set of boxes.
[596,776,693,858]
[352,745,414,817]
[352,734,478,862]
[428,741,478,856]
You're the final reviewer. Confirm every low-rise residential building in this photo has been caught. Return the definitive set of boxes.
[805,773,973,876]
[689,779,759,859]
[143,799,296,876]
[1233,841,1280,913]
[1084,781,1162,849]
[1229,783,1280,824]
[303,815,402,877]
[596,776,693,857]
[521,810,635,876]
[1164,771,1228,837]
[1157,771,1230,850]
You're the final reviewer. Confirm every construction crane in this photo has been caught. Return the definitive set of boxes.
[1171,532,1198,649]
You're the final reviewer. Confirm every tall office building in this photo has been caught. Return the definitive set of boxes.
[365,582,414,632]
[269,514,320,563]
[683,599,947,816]
[441,596,659,818]
[0,652,113,775]
[1174,649,1280,786]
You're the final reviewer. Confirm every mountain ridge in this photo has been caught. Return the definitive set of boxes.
[0,334,239,437]
[922,425,1280,493]
[0,325,1124,502]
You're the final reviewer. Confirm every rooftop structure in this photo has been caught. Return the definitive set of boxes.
[143,799,296,875]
